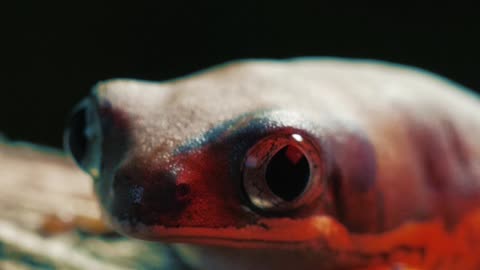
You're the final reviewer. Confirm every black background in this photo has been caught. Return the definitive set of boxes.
[3,2,480,148]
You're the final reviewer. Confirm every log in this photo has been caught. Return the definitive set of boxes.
[0,140,186,270]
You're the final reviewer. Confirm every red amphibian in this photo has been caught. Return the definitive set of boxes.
[64,58,480,270]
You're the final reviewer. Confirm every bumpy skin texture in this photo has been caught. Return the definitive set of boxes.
[73,59,480,270]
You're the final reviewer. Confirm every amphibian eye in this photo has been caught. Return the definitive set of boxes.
[64,99,102,176]
[65,103,89,165]
[242,132,325,212]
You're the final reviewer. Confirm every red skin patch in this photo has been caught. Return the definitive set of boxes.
[107,142,258,230]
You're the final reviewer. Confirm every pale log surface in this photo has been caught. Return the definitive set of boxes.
[0,140,185,270]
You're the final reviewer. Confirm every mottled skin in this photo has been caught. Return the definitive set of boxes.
[66,58,480,269]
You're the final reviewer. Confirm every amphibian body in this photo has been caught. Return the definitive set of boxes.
[65,58,480,270]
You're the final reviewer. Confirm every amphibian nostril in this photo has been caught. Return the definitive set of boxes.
[64,98,102,176]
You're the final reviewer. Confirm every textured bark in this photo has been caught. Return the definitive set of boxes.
[0,140,184,270]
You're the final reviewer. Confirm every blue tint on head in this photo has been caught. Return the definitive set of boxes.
[173,110,271,156]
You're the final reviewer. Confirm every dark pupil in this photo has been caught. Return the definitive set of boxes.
[265,145,310,201]
[67,106,88,165]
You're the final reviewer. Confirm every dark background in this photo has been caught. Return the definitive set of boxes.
[3,2,480,148]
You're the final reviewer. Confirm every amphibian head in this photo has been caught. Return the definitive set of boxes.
[65,59,480,269]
